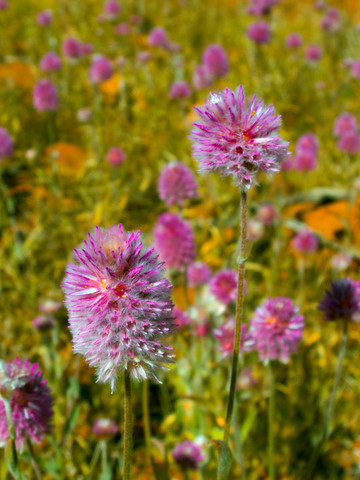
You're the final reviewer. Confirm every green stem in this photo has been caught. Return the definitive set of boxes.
[26,438,42,480]
[123,370,133,480]
[101,440,108,475]
[142,380,160,480]
[223,189,248,443]
[267,363,275,480]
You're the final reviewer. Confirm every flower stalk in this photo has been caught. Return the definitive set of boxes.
[123,370,133,480]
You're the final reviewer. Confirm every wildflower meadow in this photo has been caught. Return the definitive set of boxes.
[1,0,360,478]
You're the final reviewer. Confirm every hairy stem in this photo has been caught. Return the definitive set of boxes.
[123,370,133,480]
[267,363,275,480]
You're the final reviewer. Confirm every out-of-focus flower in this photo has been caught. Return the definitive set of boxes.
[38,300,61,314]
[321,7,341,32]
[174,307,191,329]
[0,358,53,451]
[80,43,93,56]
[291,230,318,253]
[245,297,304,363]
[115,22,130,35]
[337,131,360,155]
[89,56,113,84]
[103,0,120,19]
[202,44,229,78]
[210,269,239,305]
[195,320,211,337]
[213,321,246,358]
[350,60,360,80]
[157,162,198,206]
[331,253,352,272]
[0,127,13,160]
[62,37,82,59]
[333,113,358,138]
[32,315,55,331]
[187,262,211,287]
[294,151,317,171]
[77,108,92,122]
[106,146,126,166]
[93,418,118,439]
[285,33,303,49]
[190,85,289,189]
[0,1,8,10]
[130,14,141,24]
[257,203,277,226]
[192,64,213,90]
[247,21,271,44]
[237,367,258,391]
[305,44,322,62]
[314,0,326,9]
[296,133,319,156]
[169,81,191,99]
[172,440,205,471]
[153,213,196,270]
[137,51,151,63]
[36,9,52,26]
[148,27,170,49]
[281,155,293,171]
[318,278,360,322]
[40,52,62,72]
[62,225,176,390]
[247,219,264,241]
[33,79,58,112]
[247,0,279,16]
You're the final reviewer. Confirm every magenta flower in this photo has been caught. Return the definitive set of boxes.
[190,86,289,189]
[247,21,271,44]
[62,225,176,390]
[153,213,196,270]
[202,44,229,78]
[62,37,82,59]
[257,203,277,226]
[245,297,304,363]
[192,64,213,90]
[294,151,317,171]
[305,44,322,62]
[115,23,130,35]
[169,81,191,99]
[103,0,120,19]
[337,131,360,155]
[148,27,170,49]
[318,278,360,322]
[333,113,357,137]
[0,1,8,10]
[291,230,318,253]
[106,146,126,166]
[187,262,211,287]
[157,162,198,206]
[0,358,53,451]
[36,10,52,26]
[173,307,191,329]
[285,33,303,49]
[210,269,238,305]
[40,52,61,72]
[350,60,360,80]
[247,0,279,16]
[93,418,118,439]
[89,56,113,84]
[33,79,58,112]
[214,320,246,359]
[320,7,341,31]
[296,133,319,156]
[0,127,13,160]
[172,440,205,471]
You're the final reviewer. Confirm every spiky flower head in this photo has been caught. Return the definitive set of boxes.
[157,162,198,206]
[190,86,289,189]
[318,278,360,322]
[62,225,176,391]
[172,440,205,471]
[0,358,53,451]
[291,229,318,253]
[153,213,196,270]
[210,269,241,305]
[245,297,304,363]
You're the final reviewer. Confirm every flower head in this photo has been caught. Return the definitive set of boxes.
[210,269,239,305]
[291,230,318,253]
[89,56,113,84]
[285,33,302,49]
[247,21,271,44]
[153,213,196,270]
[0,358,53,451]
[106,146,126,166]
[337,131,360,155]
[33,79,58,112]
[169,81,191,99]
[247,0,279,16]
[213,320,246,358]
[192,64,213,90]
[36,10,52,26]
[173,307,191,329]
[296,133,319,156]
[40,52,61,72]
[257,203,277,226]
[187,262,211,287]
[245,297,304,363]
[0,1,8,10]
[103,0,120,19]
[305,44,322,62]
[93,418,118,439]
[318,278,360,322]
[190,86,289,189]
[331,253,352,272]
[333,113,357,138]
[172,440,205,471]
[158,162,198,206]
[62,225,176,391]
[0,127,13,160]
[148,27,170,49]
[294,151,317,171]
[62,37,82,59]
[202,44,229,78]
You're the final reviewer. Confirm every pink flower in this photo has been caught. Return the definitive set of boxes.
[247,0,279,16]
[257,203,277,226]
[173,307,191,329]
[137,51,151,63]
[281,155,293,171]
[36,10,52,26]
[157,162,198,206]
[169,81,191,99]
[293,151,317,171]
[202,44,229,78]
[153,213,196,270]
[32,314,55,331]
[62,37,82,59]
[296,133,319,156]
[291,230,318,253]
[320,7,341,32]
[62,225,176,390]
[337,131,360,155]
[333,113,358,137]
[38,300,62,314]
[247,21,271,44]
[214,320,246,358]
[285,33,303,49]
[331,253,352,271]
[247,219,264,241]
[106,147,126,166]
[172,440,205,471]
[210,269,239,305]
[192,64,213,90]
[93,418,118,439]
[89,56,113,84]
[0,1,8,10]
[103,0,120,19]
[33,79,58,112]
[80,43,93,56]
[305,44,322,62]
[187,262,211,287]
[148,27,170,49]
[350,60,360,80]
[0,127,13,159]
[115,23,130,35]
[40,52,61,72]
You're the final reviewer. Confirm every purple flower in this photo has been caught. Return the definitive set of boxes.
[33,79,58,112]
[247,21,271,44]
[293,151,317,171]
[36,10,52,26]
[245,297,304,363]
[0,358,53,451]
[172,440,205,471]
[157,162,198,206]
[174,307,191,329]
[62,37,82,59]
[187,262,211,287]
[333,113,357,137]
[169,81,191,99]
[93,418,118,439]
[257,203,277,226]
[337,131,360,155]
[153,213,196,270]
[305,44,322,62]
[89,56,113,84]
[148,27,170,49]
[285,33,303,49]
[318,278,360,322]
[214,320,246,359]
[321,7,341,32]
[0,1,8,10]
[192,64,213,90]
[296,133,319,156]
[106,147,126,166]
[40,52,61,72]
[210,269,238,305]
[0,127,13,159]
[202,44,229,78]
[103,0,120,19]
[62,225,176,390]
[115,22,130,35]
[247,0,279,16]
[190,85,289,189]
[291,230,318,253]
[350,60,360,80]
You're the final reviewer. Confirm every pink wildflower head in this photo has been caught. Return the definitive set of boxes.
[214,321,246,359]
[187,262,211,287]
[153,213,196,270]
[321,7,341,31]
[257,203,277,226]
[172,440,205,471]
[202,44,229,78]
[291,230,318,253]
[209,269,239,305]
[318,278,360,322]
[0,127,13,160]
[89,56,113,84]
[350,60,360,80]
[36,10,52,26]
[174,307,191,329]
[294,151,317,171]
[247,21,271,44]
[40,52,61,72]
[130,15,141,25]
[33,79,58,112]
[245,297,304,363]
[62,37,82,59]
[314,0,326,9]
[137,51,151,63]
[157,162,198,206]
[285,33,303,49]
[192,64,213,90]
[190,86,289,189]
[106,146,126,166]
[148,27,170,49]
[103,0,120,19]
[0,1,8,10]
[80,43,93,56]
[281,155,293,171]
[93,418,118,439]
[62,225,176,390]
[0,358,53,451]
[305,44,322,62]
[115,22,130,35]
[247,0,279,16]
[331,253,352,272]
[247,219,264,241]
[333,113,357,137]
[296,133,319,155]
[337,131,360,155]
[169,81,191,99]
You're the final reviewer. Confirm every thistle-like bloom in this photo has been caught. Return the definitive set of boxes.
[153,213,196,270]
[187,261,211,287]
[62,225,176,391]
[209,269,239,305]
[62,37,82,59]
[157,162,198,206]
[190,86,289,189]
[333,113,357,138]
[247,21,271,44]
[337,131,360,155]
[0,127,13,160]
[172,440,205,471]
[148,27,170,49]
[285,33,303,49]
[103,0,120,19]
[169,81,191,99]
[245,297,304,363]
[0,358,53,451]
[291,229,318,253]
[93,418,118,439]
[296,133,319,156]
[40,52,62,72]
[202,44,229,78]
[318,278,360,322]
[89,56,113,84]
[33,79,58,112]
[305,44,322,62]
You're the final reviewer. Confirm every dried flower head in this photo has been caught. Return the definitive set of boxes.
[157,162,198,206]
[62,225,176,391]
[318,278,360,322]
[172,440,205,471]
[190,85,289,189]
